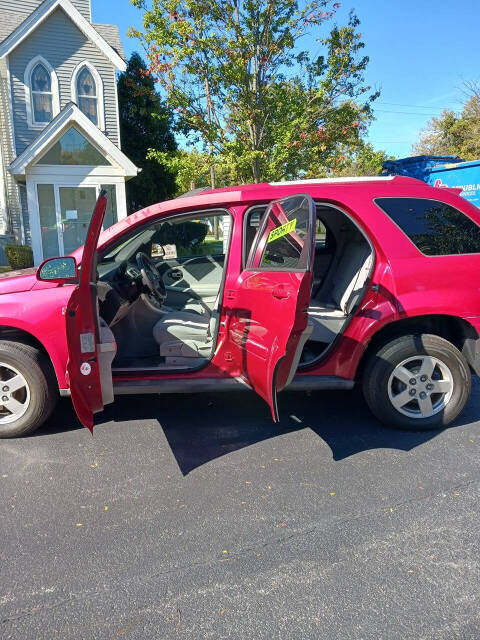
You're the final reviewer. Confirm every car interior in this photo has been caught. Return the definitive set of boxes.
[96,210,229,372]
[95,202,374,374]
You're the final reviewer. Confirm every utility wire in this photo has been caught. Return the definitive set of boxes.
[377,101,458,111]
[375,109,448,116]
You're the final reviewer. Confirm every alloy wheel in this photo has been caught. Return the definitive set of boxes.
[387,355,454,419]
[0,363,31,424]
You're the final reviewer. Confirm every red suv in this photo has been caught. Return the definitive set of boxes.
[0,176,478,437]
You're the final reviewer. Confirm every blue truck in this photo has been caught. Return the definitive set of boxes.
[382,155,480,208]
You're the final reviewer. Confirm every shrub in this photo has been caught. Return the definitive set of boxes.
[4,244,34,270]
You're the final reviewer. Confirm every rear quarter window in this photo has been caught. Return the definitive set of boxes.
[375,197,480,256]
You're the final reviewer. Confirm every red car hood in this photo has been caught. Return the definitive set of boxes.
[0,267,38,294]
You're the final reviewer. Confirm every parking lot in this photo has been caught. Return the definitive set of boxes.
[1,381,480,639]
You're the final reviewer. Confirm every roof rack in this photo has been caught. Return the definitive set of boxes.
[269,177,394,185]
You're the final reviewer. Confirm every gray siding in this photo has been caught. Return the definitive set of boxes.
[0,0,91,21]
[9,7,120,154]
[0,59,23,242]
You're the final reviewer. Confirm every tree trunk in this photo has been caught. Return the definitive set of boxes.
[252,156,260,183]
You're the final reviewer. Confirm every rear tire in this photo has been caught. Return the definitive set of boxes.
[362,334,471,431]
[0,340,58,438]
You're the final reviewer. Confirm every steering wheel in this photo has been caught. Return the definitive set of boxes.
[136,251,166,305]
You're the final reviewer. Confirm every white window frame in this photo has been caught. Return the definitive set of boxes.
[71,61,105,131]
[24,55,60,129]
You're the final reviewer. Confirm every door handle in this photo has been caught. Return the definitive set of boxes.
[272,285,290,299]
[170,269,183,280]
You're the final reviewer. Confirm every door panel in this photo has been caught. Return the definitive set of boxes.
[224,193,316,421]
[66,191,116,432]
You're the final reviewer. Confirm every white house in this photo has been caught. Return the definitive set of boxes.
[0,0,139,265]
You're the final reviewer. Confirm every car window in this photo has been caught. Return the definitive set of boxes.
[248,195,313,271]
[101,211,228,263]
[162,215,226,260]
[375,197,480,256]
[244,205,328,266]
[316,218,327,244]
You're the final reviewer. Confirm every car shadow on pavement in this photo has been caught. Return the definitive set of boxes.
[36,381,479,475]
[154,387,466,474]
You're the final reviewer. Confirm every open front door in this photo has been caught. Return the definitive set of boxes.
[65,191,116,432]
[226,193,316,421]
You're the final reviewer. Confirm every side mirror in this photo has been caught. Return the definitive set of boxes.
[36,257,79,284]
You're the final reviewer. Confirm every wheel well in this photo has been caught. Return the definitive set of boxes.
[0,327,58,385]
[357,315,479,379]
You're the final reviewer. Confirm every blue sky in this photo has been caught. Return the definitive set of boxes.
[93,0,480,159]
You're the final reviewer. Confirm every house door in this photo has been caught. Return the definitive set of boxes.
[58,186,98,256]
[36,182,118,260]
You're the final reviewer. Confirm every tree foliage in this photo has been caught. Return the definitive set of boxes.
[149,149,238,194]
[131,0,378,184]
[118,52,177,211]
[336,142,392,177]
[413,83,480,160]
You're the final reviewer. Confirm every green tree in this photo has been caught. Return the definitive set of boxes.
[118,52,177,211]
[130,1,378,184]
[413,83,480,160]
[149,149,239,194]
[336,142,392,177]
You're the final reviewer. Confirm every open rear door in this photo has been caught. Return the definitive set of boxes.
[65,191,116,432]
[225,193,316,421]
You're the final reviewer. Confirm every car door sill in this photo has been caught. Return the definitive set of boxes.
[109,375,354,395]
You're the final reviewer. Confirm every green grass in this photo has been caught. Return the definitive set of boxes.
[0,266,11,274]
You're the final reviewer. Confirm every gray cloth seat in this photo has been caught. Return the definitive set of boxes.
[162,298,208,317]
[309,242,372,343]
[153,302,218,362]
[165,295,215,317]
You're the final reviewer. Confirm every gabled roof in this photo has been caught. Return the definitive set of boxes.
[0,0,126,70]
[9,102,138,177]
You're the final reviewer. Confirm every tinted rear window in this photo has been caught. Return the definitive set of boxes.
[375,197,480,256]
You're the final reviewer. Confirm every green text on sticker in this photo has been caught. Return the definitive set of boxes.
[267,218,297,244]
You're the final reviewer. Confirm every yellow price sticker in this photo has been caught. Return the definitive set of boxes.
[267,218,297,244]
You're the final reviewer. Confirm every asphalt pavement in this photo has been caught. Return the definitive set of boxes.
[1,380,480,639]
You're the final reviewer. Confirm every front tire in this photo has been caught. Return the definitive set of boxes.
[363,334,471,430]
[0,340,58,438]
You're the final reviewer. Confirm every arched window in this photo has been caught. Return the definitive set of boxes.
[25,56,59,128]
[72,63,104,129]
[32,63,53,123]
[76,67,98,125]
